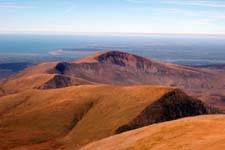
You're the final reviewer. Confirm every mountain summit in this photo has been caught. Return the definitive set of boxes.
[1,50,225,108]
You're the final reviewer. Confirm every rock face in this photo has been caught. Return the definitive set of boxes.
[37,74,95,90]
[37,75,73,89]
[115,89,221,134]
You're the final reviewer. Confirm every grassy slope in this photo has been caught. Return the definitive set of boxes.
[1,51,225,109]
[0,85,174,150]
[2,74,55,94]
[0,62,58,94]
[81,115,225,150]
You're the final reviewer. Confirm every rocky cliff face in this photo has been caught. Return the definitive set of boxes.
[37,74,94,89]
[116,89,221,134]
[37,75,73,89]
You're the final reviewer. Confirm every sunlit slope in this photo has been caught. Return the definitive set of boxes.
[0,62,57,94]
[1,74,55,94]
[0,62,94,94]
[0,85,218,150]
[80,115,225,150]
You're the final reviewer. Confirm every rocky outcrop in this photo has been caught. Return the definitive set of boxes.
[37,75,73,89]
[115,89,222,134]
[37,74,94,90]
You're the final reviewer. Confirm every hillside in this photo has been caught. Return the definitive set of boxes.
[1,51,225,108]
[0,85,219,150]
[0,62,94,95]
[80,115,225,150]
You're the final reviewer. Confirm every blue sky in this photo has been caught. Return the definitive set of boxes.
[1,0,225,34]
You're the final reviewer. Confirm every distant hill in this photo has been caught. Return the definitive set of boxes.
[1,51,225,109]
[0,62,32,79]
[191,63,225,70]
[0,69,12,79]
[0,85,220,150]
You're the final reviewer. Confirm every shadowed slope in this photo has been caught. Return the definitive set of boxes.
[115,89,219,134]
[80,115,225,150]
[0,85,220,150]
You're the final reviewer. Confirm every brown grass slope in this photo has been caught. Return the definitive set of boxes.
[0,62,94,95]
[0,85,220,150]
[53,50,223,89]
[80,115,225,150]
[1,51,224,108]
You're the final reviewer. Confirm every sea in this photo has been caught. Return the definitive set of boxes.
[0,33,225,65]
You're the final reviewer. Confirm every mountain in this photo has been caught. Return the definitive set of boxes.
[1,51,225,109]
[80,115,225,150]
[53,51,222,88]
[0,85,220,150]
[192,63,225,70]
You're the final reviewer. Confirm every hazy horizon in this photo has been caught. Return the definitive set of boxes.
[0,33,225,66]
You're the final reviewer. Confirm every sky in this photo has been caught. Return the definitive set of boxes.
[1,0,225,35]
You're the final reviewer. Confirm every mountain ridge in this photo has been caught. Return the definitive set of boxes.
[1,50,224,109]
[0,85,221,150]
